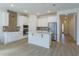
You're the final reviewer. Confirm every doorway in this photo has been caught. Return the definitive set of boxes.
[59,14,77,45]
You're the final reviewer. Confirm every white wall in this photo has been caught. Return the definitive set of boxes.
[57,13,61,42]
[48,16,57,22]
[29,15,37,32]
[77,13,79,45]
[69,15,75,39]
[64,20,69,34]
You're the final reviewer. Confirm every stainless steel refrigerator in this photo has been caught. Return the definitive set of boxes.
[48,22,57,41]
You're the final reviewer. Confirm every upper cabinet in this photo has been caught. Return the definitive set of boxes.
[3,10,20,32]
[37,16,48,27]
[37,15,57,27]
[23,16,29,25]
[0,11,9,26]
[48,16,57,22]
[17,14,28,26]
[17,14,24,26]
[8,10,17,28]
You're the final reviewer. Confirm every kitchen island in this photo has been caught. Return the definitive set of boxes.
[28,31,51,48]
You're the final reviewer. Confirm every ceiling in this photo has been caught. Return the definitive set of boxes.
[0,3,79,15]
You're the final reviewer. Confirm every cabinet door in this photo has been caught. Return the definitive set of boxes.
[9,11,17,27]
[0,12,4,26]
[37,17,48,27]
[39,33,50,48]
[0,11,9,26]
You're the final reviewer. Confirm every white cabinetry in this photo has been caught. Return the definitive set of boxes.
[0,11,9,26]
[37,17,48,27]
[23,16,28,25]
[28,32,50,48]
[48,16,57,22]
[37,16,57,27]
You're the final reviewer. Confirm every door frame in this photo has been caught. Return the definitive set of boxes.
[59,13,77,44]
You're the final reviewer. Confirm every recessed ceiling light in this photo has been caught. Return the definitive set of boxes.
[11,4,14,7]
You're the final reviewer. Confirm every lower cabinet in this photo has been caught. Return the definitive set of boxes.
[28,32,50,48]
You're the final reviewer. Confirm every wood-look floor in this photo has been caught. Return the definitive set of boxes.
[0,35,79,56]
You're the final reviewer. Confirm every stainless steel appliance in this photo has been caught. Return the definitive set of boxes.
[48,22,57,41]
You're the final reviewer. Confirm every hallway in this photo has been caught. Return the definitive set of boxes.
[61,34,76,45]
